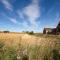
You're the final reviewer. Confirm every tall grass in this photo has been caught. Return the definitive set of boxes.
[0,33,60,60]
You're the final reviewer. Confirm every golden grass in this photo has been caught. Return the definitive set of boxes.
[0,32,60,49]
[0,32,60,60]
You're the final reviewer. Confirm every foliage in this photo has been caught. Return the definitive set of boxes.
[25,31,34,35]
[3,31,10,33]
[29,31,34,35]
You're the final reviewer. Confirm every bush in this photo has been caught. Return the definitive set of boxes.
[3,31,10,33]
[29,31,34,35]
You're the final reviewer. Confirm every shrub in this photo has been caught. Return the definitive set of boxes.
[3,31,10,33]
[29,31,34,35]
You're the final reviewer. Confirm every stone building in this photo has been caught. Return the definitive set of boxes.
[56,22,60,34]
[43,28,52,34]
[43,22,60,35]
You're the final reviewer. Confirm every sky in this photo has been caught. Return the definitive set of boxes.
[0,0,60,32]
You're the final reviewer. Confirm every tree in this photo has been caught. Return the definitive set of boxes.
[29,31,34,35]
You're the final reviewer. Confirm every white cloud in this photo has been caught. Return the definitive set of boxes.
[16,0,40,31]
[22,0,40,30]
[17,10,24,19]
[9,18,18,24]
[9,17,31,31]
[1,0,13,11]
[9,17,23,25]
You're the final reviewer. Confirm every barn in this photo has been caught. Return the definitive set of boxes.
[43,28,52,34]
[43,22,60,35]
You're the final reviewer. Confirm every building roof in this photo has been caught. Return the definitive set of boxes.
[44,28,52,30]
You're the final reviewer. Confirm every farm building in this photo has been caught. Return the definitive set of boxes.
[43,22,60,35]
[43,28,52,34]
[56,22,60,34]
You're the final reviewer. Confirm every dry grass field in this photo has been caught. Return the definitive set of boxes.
[0,32,60,60]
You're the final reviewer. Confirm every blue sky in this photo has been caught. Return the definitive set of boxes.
[0,0,60,32]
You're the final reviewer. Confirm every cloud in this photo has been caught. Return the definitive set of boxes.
[16,0,40,31]
[9,17,32,31]
[23,0,40,25]
[17,10,24,19]
[1,0,13,11]
[9,18,18,24]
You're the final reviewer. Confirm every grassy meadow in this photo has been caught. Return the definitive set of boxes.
[0,32,60,60]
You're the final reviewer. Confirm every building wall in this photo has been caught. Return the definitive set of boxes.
[43,22,60,35]
[43,28,52,34]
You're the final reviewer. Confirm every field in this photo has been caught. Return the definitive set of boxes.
[0,32,60,60]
